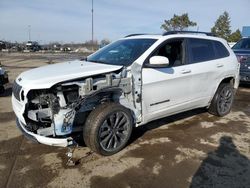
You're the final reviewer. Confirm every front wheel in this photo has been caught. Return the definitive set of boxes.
[83,103,133,156]
[208,83,234,117]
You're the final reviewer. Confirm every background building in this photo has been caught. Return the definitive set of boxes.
[242,26,250,37]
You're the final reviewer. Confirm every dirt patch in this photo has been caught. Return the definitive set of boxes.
[90,140,198,188]
[190,136,250,188]
[233,89,250,116]
[90,91,250,188]
[0,136,67,188]
[0,111,15,123]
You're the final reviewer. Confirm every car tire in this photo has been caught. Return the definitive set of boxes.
[208,83,234,117]
[83,103,133,156]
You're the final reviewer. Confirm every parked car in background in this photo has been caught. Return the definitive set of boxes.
[25,41,41,52]
[0,41,7,51]
[0,64,9,93]
[232,37,250,83]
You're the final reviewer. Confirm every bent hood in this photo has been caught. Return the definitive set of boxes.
[17,60,123,90]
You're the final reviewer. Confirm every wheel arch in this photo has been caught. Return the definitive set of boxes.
[214,76,236,95]
[81,88,136,126]
[209,76,236,105]
[220,76,235,87]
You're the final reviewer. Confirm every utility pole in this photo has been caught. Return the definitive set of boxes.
[91,0,94,51]
[28,25,31,41]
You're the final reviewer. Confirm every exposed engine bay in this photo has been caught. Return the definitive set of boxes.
[23,68,134,138]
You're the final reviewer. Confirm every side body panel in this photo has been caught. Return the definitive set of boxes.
[141,66,193,123]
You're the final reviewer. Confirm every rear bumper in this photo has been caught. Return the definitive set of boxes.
[16,118,74,147]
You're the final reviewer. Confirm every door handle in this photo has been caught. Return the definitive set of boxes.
[217,64,224,68]
[181,69,191,74]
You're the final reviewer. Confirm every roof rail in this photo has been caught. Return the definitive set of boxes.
[125,34,147,38]
[163,31,216,36]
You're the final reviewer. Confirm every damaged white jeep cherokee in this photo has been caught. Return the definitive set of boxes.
[12,31,239,155]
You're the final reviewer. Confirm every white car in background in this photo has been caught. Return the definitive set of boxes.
[12,31,239,155]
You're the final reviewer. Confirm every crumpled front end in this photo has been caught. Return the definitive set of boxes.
[12,68,134,147]
[12,80,75,147]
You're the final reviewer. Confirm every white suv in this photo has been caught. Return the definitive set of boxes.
[12,31,239,155]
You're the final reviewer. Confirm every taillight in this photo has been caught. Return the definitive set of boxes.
[236,55,247,63]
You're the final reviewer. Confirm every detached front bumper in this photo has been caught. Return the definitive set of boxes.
[16,118,74,147]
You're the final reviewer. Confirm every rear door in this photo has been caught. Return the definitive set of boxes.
[185,38,229,105]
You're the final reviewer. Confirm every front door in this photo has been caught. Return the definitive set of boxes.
[142,38,193,122]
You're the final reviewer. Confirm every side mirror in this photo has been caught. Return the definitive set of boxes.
[149,56,169,67]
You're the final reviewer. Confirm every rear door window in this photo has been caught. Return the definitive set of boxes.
[188,38,216,64]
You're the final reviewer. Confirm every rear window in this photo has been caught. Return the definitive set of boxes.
[188,38,229,64]
[232,38,250,50]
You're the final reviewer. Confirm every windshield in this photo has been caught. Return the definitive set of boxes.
[232,38,250,50]
[87,39,157,66]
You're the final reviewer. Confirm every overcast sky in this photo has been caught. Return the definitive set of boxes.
[0,0,249,44]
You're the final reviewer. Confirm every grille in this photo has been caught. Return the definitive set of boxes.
[12,80,22,101]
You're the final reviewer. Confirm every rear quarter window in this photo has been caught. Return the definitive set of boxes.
[214,41,230,58]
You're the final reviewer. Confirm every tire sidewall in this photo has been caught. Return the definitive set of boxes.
[216,84,234,116]
[93,104,133,156]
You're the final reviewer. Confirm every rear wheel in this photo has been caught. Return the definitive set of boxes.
[208,83,234,116]
[83,103,133,156]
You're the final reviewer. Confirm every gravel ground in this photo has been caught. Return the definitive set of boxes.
[0,53,250,188]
